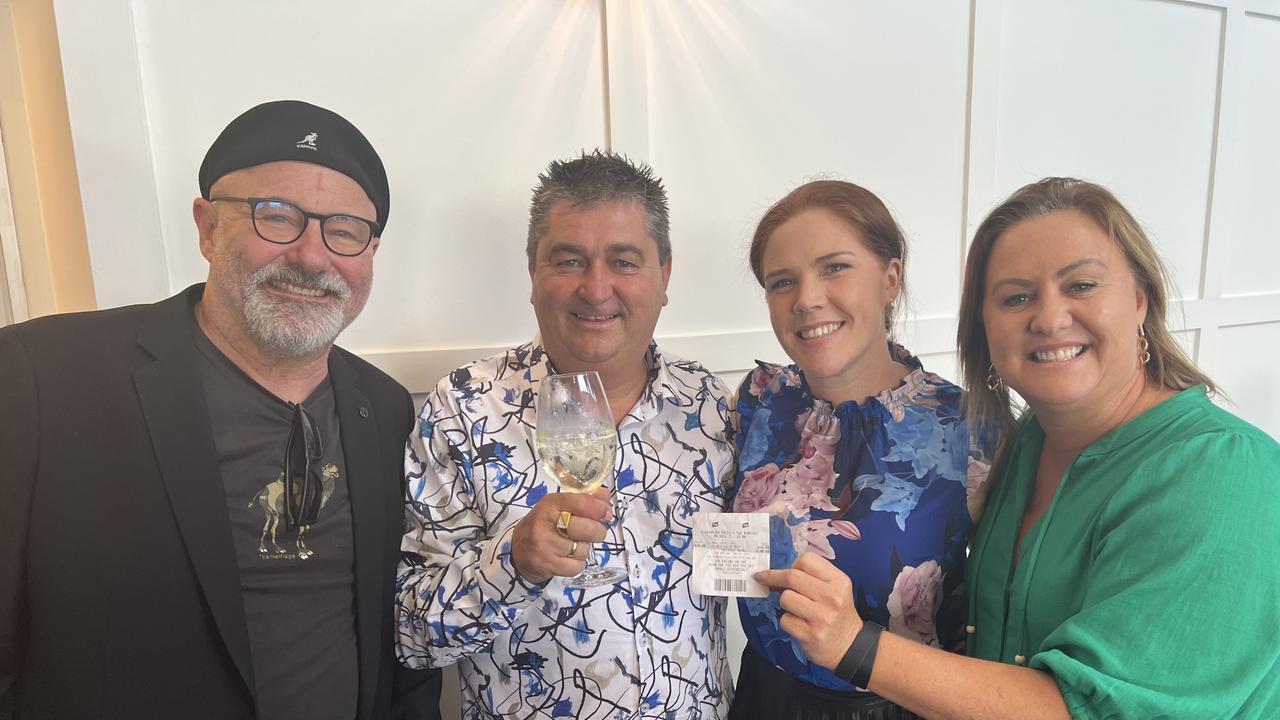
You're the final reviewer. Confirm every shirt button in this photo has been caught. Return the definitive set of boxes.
[1014,654,1026,665]
[966,625,976,634]
[358,406,370,418]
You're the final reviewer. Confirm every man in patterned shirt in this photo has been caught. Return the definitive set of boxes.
[396,150,736,719]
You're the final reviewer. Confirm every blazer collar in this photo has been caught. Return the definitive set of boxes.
[328,348,385,720]
[132,284,258,698]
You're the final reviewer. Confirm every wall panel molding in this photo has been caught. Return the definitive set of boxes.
[54,0,168,310]
[364,313,969,395]
[53,0,1280,430]
[358,288,1280,395]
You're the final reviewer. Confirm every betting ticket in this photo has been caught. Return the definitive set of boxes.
[692,512,770,597]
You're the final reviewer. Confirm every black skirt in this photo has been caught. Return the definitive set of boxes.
[728,646,924,720]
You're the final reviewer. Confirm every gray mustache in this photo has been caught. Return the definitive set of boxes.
[251,264,351,299]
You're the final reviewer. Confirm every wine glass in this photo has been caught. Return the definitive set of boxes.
[535,371,627,588]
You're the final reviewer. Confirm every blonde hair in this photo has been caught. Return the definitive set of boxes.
[957,177,1216,441]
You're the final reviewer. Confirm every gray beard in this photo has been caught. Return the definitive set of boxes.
[241,264,351,358]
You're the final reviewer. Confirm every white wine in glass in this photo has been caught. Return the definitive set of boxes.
[535,371,627,588]
[538,430,619,493]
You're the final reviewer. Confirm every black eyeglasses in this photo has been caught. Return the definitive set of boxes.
[283,403,325,531]
[210,196,380,256]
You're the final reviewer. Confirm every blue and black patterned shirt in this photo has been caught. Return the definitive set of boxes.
[733,345,994,691]
[397,340,736,719]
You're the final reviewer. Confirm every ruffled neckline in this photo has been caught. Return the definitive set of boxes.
[796,343,928,421]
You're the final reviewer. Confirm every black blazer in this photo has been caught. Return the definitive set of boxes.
[0,285,440,719]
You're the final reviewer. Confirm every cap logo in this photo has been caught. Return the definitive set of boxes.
[295,132,319,151]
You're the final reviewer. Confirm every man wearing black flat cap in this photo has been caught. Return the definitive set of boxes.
[0,100,441,720]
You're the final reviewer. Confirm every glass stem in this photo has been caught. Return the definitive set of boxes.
[584,543,602,570]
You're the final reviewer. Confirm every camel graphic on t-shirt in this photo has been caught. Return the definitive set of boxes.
[248,464,338,560]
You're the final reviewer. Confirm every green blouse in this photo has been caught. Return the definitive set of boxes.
[967,386,1280,719]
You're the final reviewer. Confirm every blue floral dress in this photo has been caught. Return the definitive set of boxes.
[733,344,994,691]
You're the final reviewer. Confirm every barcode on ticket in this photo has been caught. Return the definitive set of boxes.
[713,578,747,593]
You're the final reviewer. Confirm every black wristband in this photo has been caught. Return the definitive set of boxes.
[834,621,884,689]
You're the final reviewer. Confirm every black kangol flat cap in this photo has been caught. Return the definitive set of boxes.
[198,99,390,229]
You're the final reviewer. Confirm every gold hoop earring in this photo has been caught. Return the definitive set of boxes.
[1138,325,1151,365]
[986,365,1003,391]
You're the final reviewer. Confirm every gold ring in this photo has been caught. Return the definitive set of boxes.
[556,510,572,537]
[568,540,580,556]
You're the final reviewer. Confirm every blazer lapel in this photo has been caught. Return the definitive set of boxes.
[132,286,256,698]
[330,351,384,720]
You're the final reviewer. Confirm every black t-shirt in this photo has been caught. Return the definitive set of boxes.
[195,326,357,720]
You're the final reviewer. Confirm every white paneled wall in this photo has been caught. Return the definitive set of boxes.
[986,0,1222,299]
[56,1,1280,439]
[53,0,1280,710]
[1227,12,1280,298]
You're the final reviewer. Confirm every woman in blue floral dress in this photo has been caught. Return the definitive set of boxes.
[729,181,993,719]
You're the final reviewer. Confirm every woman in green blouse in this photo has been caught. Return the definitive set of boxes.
[756,177,1280,719]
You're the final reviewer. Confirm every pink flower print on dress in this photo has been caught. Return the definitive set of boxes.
[877,379,910,422]
[886,397,906,423]
[966,456,991,501]
[791,519,861,559]
[886,560,943,647]
[793,407,841,456]
[735,463,784,513]
[775,408,842,515]
[965,455,994,522]
[747,369,771,399]
[780,462,838,515]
